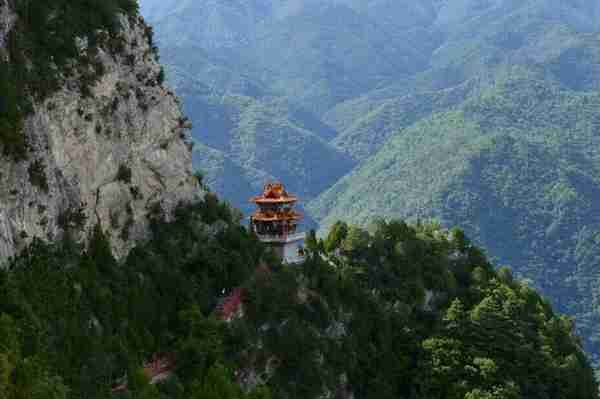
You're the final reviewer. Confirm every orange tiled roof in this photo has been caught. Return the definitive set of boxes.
[251,209,302,221]
[250,182,298,204]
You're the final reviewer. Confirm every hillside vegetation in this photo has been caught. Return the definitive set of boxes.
[0,191,596,398]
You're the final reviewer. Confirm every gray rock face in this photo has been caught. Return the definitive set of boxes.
[0,0,14,54]
[0,6,201,260]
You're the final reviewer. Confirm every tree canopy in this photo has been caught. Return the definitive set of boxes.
[0,195,595,398]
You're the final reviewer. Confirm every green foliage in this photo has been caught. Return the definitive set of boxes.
[189,94,355,214]
[57,204,87,231]
[192,170,204,185]
[340,225,370,256]
[0,63,27,160]
[328,84,473,161]
[175,307,226,384]
[28,159,49,192]
[0,191,597,398]
[128,366,160,398]
[235,219,597,399]
[324,221,348,253]
[117,164,133,184]
[0,194,266,398]
[189,364,244,399]
[245,221,597,399]
[305,229,319,254]
[157,67,166,85]
[0,0,138,159]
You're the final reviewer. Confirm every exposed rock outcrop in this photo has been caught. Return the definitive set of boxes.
[0,3,201,259]
[0,1,13,53]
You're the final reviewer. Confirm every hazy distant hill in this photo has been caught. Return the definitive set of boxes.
[141,0,600,368]
[188,92,355,200]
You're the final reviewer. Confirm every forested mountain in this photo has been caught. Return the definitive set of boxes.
[141,0,600,370]
[0,0,598,397]
[2,195,598,398]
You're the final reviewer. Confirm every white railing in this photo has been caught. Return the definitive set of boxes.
[257,232,306,243]
[284,254,306,264]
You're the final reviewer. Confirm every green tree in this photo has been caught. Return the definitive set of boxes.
[127,366,160,399]
[324,221,348,253]
[305,229,319,254]
[176,307,225,384]
[340,226,370,256]
[190,364,242,399]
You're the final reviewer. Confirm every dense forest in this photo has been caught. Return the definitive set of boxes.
[0,191,596,398]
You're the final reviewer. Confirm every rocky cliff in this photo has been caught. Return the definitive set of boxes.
[0,1,200,259]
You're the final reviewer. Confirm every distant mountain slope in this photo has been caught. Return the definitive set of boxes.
[309,74,600,364]
[196,94,354,197]
[191,142,271,213]
[164,63,352,213]
[324,5,600,160]
[144,0,441,114]
[329,80,477,161]
[185,91,354,213]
